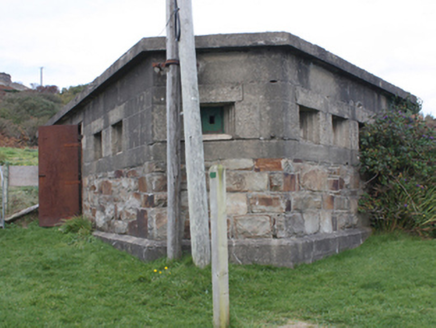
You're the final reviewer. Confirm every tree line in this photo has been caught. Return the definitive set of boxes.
[0,84,87,146]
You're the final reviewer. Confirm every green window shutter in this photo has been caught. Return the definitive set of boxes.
[201,107,224,134]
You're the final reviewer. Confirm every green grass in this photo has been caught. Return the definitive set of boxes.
[0,147,38,166]
[2,186,39,215]
[1,224,436,327]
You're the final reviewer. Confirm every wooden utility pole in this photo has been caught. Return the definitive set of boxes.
[166,0,183,260]
[178,0,211,268]
[210,165,230,328]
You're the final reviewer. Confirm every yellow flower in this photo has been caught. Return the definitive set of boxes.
[164,267,168,270]
[153,269,157,273]
[159,271,162,274]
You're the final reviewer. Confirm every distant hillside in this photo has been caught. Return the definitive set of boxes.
[0,72,61,146]
[0,73,88,147]
[0,72,29,98]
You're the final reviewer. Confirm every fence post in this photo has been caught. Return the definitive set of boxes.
[209,164,230,328]
[0,166,5,228]
[4,164,9,215]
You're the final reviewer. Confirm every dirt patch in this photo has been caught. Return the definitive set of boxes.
[279,320,322,328]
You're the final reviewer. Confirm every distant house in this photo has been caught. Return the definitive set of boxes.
[43,32,415,266]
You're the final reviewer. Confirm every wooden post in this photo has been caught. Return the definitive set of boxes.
[1,166,5,228]
[178,0,211,268]
[166,0,183,260]
[209,165,230,328]
[4,164,9,215]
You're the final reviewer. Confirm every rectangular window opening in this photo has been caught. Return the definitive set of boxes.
[200,104,234,138]
[201,106,224,134]
[111,120,123,154]
[332,115,349,148]
[299,106,320,144]
[94,131,102,160]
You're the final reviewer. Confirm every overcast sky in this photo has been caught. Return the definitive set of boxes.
[1,0,435,116]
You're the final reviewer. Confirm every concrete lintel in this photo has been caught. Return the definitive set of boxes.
[93,227,371,268]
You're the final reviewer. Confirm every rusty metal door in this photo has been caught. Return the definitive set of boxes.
[38,125,81,227]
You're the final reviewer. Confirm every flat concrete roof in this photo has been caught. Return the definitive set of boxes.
[47,32,416,125]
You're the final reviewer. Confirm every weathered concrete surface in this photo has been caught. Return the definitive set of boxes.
[94,227,371,268]
[46,32,415,128]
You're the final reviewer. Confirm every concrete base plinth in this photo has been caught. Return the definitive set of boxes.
[93,227,371,267]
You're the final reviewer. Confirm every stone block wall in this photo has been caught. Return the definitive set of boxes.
[83,156,362,241]
[82,161,168,239]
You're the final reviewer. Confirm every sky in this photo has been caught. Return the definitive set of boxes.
[1,0,435,116]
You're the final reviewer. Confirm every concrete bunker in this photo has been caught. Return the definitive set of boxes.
[45,32,415,267]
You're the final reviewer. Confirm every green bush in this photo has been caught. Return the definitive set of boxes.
[58,216,94,246]
[59,215,93,235]
[359,100,436,237]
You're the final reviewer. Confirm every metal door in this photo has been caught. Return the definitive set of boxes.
[38,125,81,227]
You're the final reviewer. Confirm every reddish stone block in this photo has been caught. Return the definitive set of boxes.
[114,170,124,178]
[249,194,285,213]
[328,179,339,191]
[128,209,148,238]
[128,220,139,237]
[254,158,283,172]
[283,173,299,192]
[183,218,191,239]
[126,169,139,178]
[114,204,119,219]
[133,192,141,202]
[91,207,97,217]
[142,194,155,208]
[100,180,112,195]
[138,177,147,192]
[285,199,292,212]
[338,178,345,189]
[323,195,335,210]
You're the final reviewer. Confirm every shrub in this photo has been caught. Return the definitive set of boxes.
[359,100,436,237]
[59,216,93,235]
[59,216,94,246]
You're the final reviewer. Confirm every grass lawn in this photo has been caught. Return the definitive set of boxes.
[1,223,436,327]
[0,147,38,166]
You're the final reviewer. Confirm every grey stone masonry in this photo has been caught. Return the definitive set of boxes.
[83,157,363,242]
